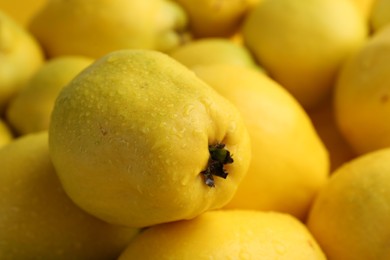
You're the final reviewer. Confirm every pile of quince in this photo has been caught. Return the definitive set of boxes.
[1,0,390,259]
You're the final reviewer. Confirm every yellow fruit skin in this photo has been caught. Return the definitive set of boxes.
[193,64,329,220]
[307,97,357,172]
[370,0,390,32]
[174,0,252,37]
[49,50,251,228]
[307,148,390,260]
[242,0,368,109]
[350,0,375,19]
[334,26,390,155]
[6,55,93,135]
[0,132,138,259]
[0,0,47,27]
[119,210,326,260]
[29,0,188,58]
[0,10,44,113]
[169,37,258,69]
[0,118,13,148]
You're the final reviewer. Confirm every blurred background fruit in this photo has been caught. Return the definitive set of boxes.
[334,25,390,155]
[307,97,357,172]
[0,0,47,27]
[29,0,189,58]
[350,0,376,20]
[307,147,390,260]
[370,0,390,33]
[119,210,326,260]
[0,118,13,148]
[173,0,254,38]
[242,0,368,110]
[0,132,139,259]
[247,0,262,8]
[169,37,259,69]
[6,55,93,135]
[0,10,44,114]
[193,64,329,220]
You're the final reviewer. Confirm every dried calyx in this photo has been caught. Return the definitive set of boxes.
[201,143,233,187]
